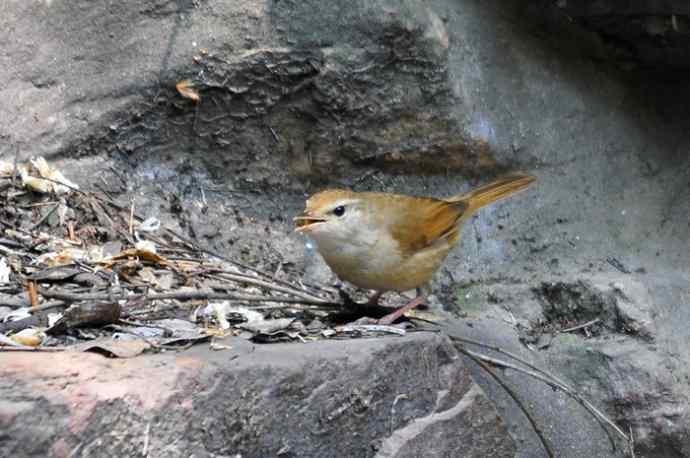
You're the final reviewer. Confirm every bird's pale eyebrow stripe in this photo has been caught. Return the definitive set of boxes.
[327,199,358,210]
[307,195,360,213]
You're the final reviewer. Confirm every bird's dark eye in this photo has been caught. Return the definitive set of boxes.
[333,206,345,217]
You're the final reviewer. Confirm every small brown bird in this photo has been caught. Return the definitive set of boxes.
[295,173,535,323]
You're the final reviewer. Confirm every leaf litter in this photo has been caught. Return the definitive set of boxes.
[0,157,407,357]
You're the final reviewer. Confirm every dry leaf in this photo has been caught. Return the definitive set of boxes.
[0,161,16,176]
[27,265,82,282]
[0,333,29,347]
[107,247,170,267]
[20,171,52,193]
[37,248,89,267]
[239,318,295,334]
[19,157,79,194]
[70,338,151,358]
[10,328,44,347]
[176,79,200,103]
[31,157,79,192]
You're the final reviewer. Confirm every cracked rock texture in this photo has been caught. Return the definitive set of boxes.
[0,333,515,458]
[2,0,690,457]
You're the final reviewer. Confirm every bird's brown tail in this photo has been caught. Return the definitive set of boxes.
[448,173,536,215]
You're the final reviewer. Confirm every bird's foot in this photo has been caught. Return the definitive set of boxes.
[377,295,426,325]
[366,291,383,307]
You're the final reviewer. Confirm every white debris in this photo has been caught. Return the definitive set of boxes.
[138,217,161,233]
[213,303,231,330]
[135,240,157,254]
[3,307,31,323]
[0,257,10,283]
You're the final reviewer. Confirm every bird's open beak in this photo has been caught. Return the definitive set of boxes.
[294,213,327,232]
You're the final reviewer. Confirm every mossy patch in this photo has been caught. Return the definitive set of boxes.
[454,284,484,316]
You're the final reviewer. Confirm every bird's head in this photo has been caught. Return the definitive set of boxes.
[294,190,370,246]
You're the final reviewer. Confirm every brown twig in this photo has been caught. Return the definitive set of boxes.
[67,221,77,242]
[29,300,68,313]
[27,281,39,308]
[39,287,340,307]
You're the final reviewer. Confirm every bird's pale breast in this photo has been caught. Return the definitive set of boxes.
[319,229,454,292]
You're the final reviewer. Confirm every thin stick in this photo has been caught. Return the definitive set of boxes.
[210,271,331,304]
[460,346,627,446]
[137,210,328,293]
[167,229,330,294]
[336,324,406,336]
[29,203,59,231]
[449,335,573,389]
[11,147,19,188]
[0,346,66,352]
[24,175,84,194]
[0,244,31,257]
[560,318,600,334]
[17,201,59,208]
[142,422,151,457]
[67,221,77,242]
[39,287,340,307]
[460,347,555,458]
[129,197,135,236]
[87,188,332,295]
[629,425,636,458]
[447,334,625,447]
[31,300,69,313]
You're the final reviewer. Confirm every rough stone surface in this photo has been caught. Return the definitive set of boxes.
[1,0,690,457]
[553,0,690,70]
[0,333,515,458]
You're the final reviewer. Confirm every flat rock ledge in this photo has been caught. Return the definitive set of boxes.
[0,333,514,458]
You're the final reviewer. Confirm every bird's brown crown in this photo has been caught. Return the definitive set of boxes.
[304,189,355,214]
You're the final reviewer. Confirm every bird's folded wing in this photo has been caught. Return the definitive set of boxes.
[388,198,465,256]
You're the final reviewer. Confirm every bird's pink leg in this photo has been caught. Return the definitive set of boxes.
[377,295,426,325]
